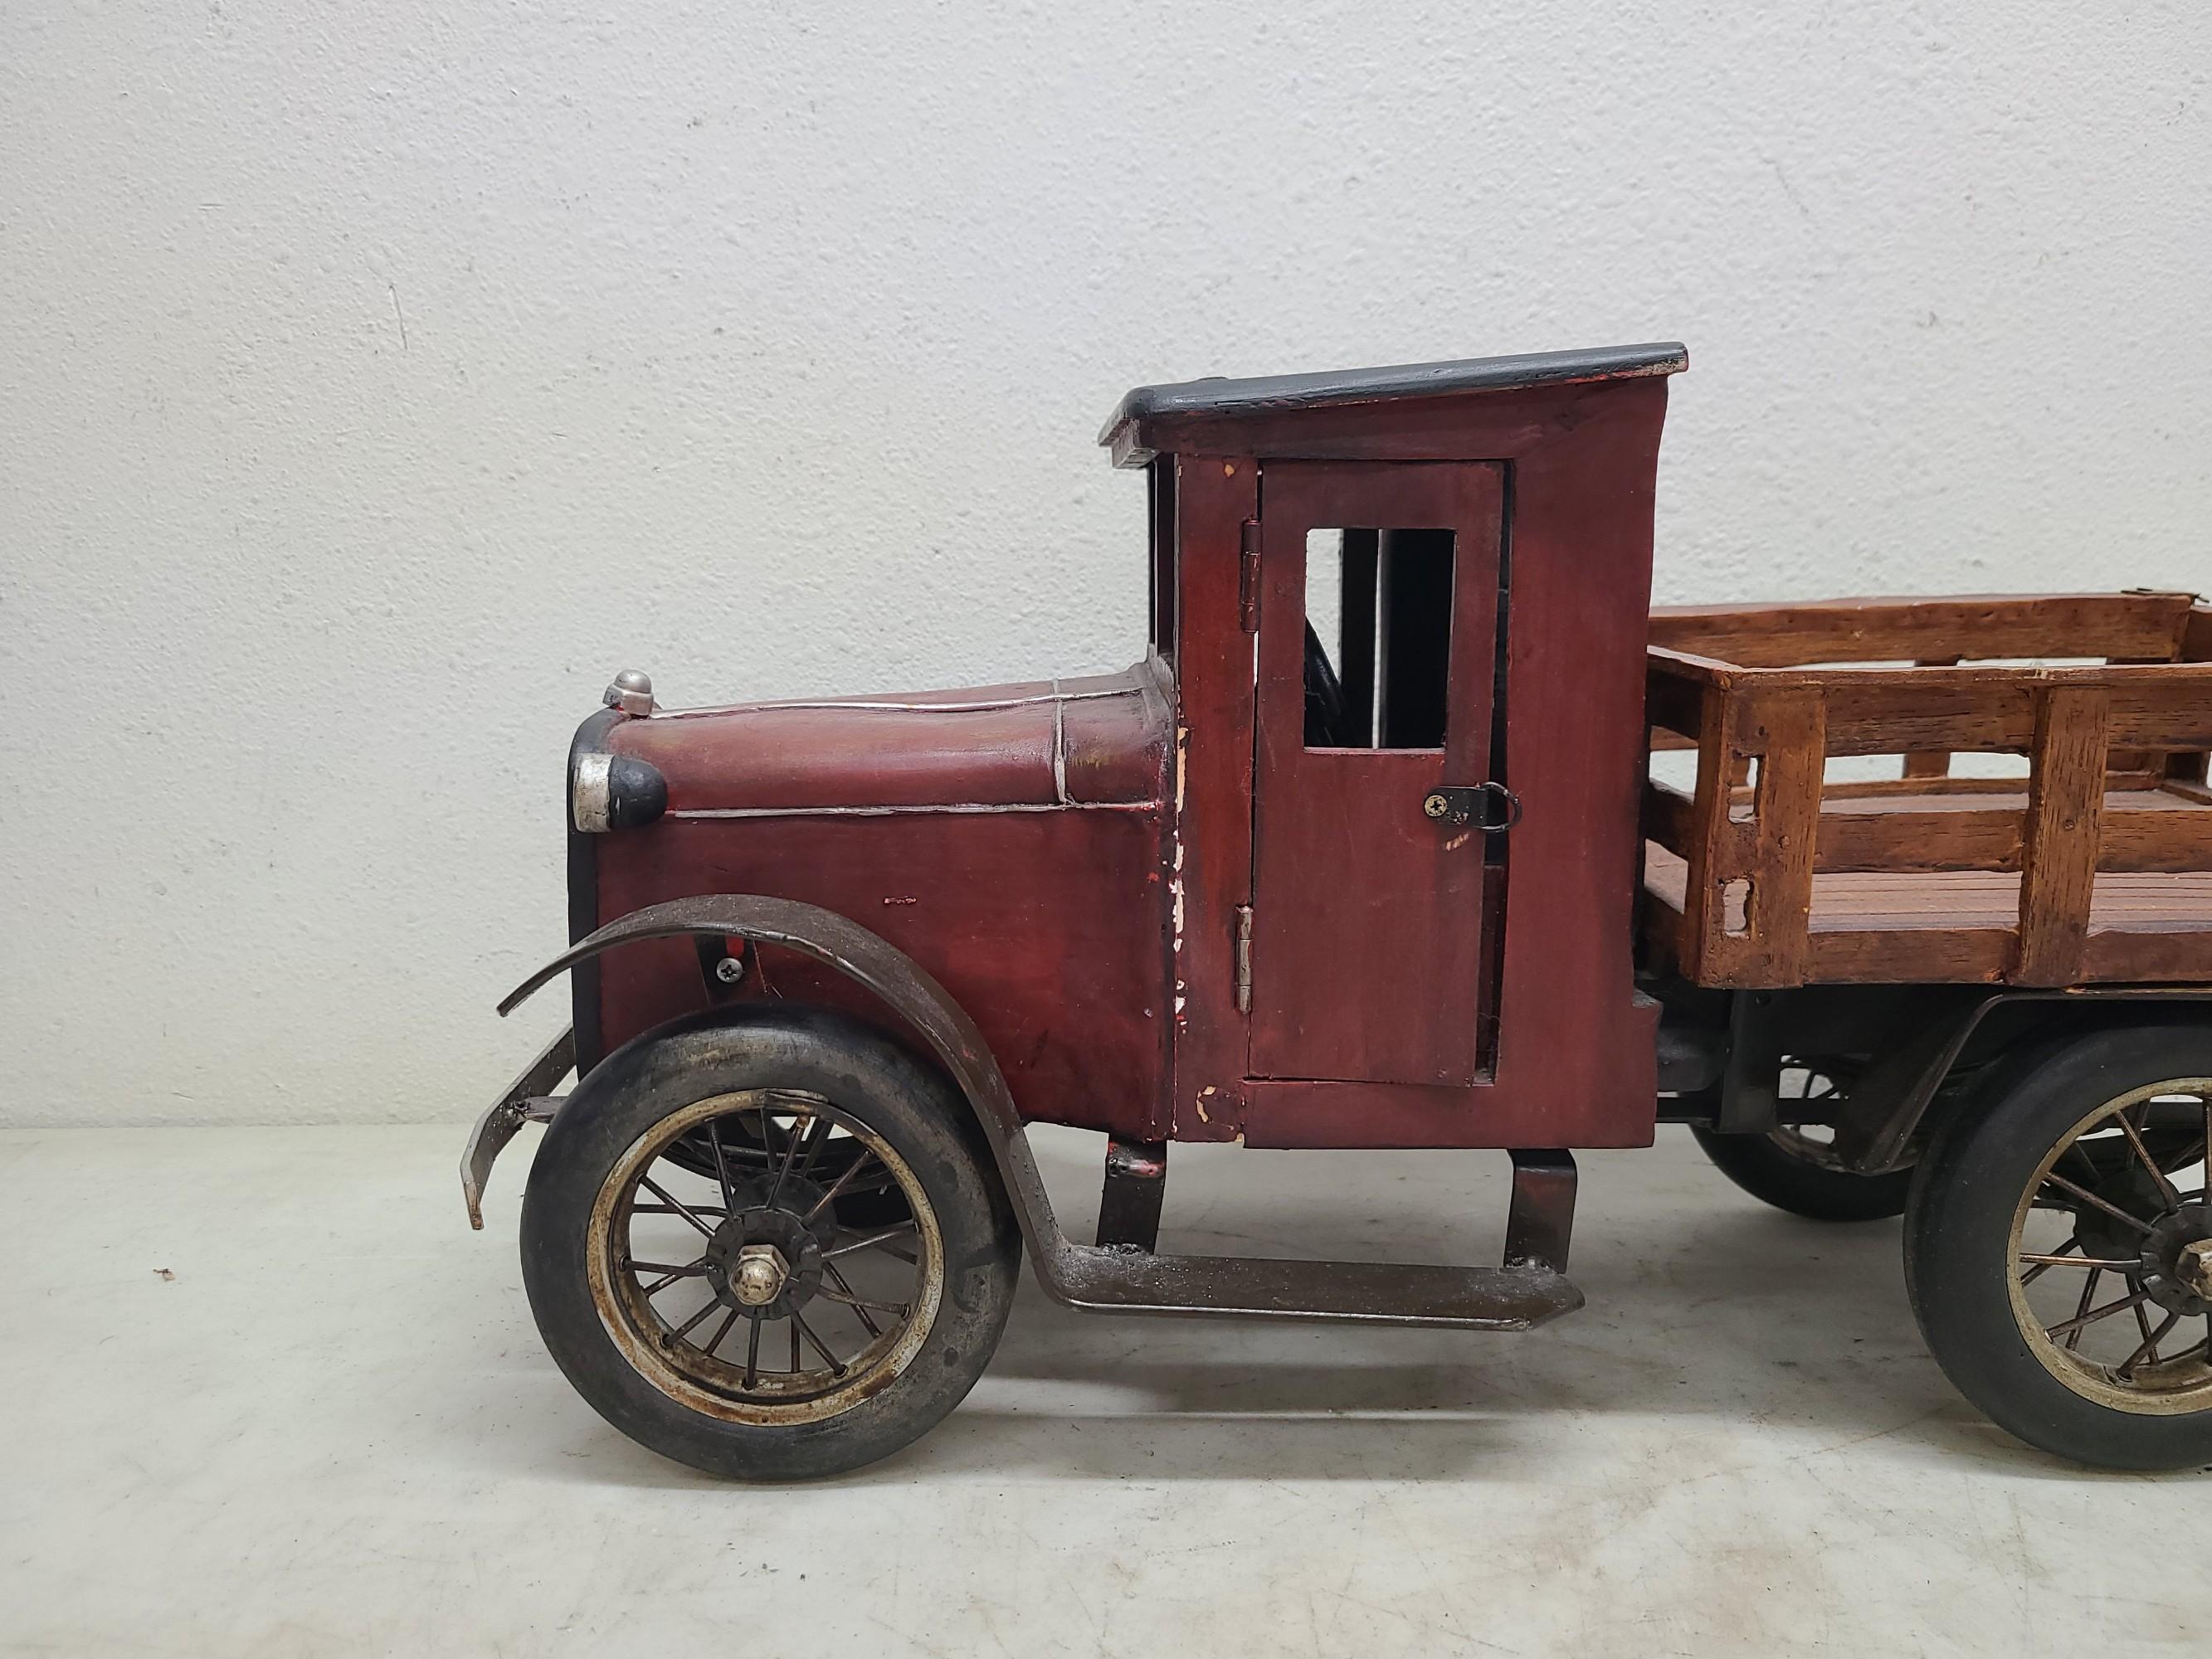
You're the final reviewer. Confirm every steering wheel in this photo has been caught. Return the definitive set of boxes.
[1303,622,1357,747]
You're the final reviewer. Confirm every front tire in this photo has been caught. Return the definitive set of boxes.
[1904,1023,2212,1470]
[520,1005,1021,1481]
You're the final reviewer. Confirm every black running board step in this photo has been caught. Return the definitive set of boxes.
[1038,1243,1582,1330]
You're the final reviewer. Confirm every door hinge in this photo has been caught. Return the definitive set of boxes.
[1235,903,1254,1013]
[1237,520,1260,634]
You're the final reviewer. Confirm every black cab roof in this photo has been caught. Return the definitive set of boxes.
[1101,342,1687,466]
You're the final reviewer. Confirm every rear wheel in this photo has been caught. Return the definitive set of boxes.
[1693,1060,1912,1222]
[521,1006,1021,1480]
[1904,1024,2212,1469]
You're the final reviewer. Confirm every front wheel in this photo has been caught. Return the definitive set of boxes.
[1904,1024,2212,1469]
[520,1006,1021,1480]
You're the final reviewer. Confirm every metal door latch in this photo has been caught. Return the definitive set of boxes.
[1421,782,1521,831]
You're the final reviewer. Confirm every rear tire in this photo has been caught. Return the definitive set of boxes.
[1692,1060,1912,1222]
[520,1005,1021,1481]
[1904,1023,2212,1470]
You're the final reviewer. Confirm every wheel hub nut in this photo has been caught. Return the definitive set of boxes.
[2180,1238,2212,1299]
[731,1243,789,1306]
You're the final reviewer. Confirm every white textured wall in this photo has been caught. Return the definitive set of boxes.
[4,3,2207,1126]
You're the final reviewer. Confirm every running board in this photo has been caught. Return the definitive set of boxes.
[1035,1146,1584,1330]
[1038,1245,1581,1330]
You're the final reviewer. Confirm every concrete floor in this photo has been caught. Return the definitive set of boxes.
[1,1122,2202,1657]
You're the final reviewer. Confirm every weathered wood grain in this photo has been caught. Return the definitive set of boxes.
[2014,685,2113,984]
[1649,591,2197,668]
[1645,844,2212,986]
[1643,595,2212,990]
[1740,688,1825,983]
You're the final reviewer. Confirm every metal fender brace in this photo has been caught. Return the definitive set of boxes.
[469,893,1588,1332]
[1829,984,2212,1175]
[460,1027,575,1230]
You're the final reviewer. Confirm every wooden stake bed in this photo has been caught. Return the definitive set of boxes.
[1641,591,2212,988]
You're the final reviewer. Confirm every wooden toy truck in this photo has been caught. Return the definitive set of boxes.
[464,345,2212,1477]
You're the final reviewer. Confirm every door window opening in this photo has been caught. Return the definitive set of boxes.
[1303,528,1454,749]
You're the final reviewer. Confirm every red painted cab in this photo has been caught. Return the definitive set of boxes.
[568,343,1683,1155]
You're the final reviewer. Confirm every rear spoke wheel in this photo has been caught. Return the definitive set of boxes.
[2007,1078,2212,1418]
[1692,1057,1913,1222]
[1903,1025,2212,1469]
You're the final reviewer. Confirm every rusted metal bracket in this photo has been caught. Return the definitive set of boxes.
[1237,519,1261,633]
[460,1026,576,1229]
[1503,1149,1576,1272]
[694,933,748,1002]
[1717,990,1784,1134]
[1096,1137,1167,1251]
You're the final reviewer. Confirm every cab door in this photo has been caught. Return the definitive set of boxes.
[1248,461,1505,1087]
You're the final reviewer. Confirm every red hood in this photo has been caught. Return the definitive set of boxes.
[604,659,1172,815]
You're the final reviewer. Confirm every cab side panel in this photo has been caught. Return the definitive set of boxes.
[587,809,1170,1139]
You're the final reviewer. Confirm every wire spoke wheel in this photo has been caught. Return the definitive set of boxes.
[1691,1055,1912,1222]
[589,1088,944,1427]
[521,1010,1021,1479]
[1767,1060,1854,1169]
[2007,1079,2212,1417]
[655,1114,916,1230]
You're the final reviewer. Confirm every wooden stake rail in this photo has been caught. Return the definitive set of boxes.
[1641,591,2212,988]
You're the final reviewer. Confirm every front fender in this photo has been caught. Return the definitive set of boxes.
[488,895,1065,1255]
